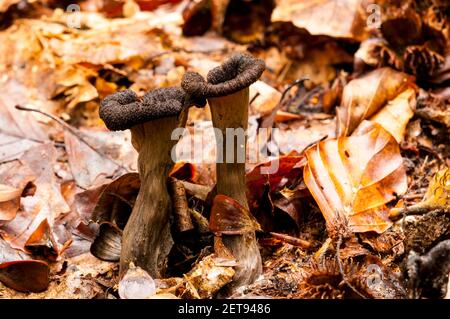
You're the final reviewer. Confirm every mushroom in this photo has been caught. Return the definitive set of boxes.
[99,87,205,277]
[181,53,265,289]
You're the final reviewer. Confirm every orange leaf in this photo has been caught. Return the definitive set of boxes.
[246,155,306,211]
[210,195,261,235]
[304,121,407,235]
[369,87,416,142]
[336,67,413,136]
[169,161,197,183]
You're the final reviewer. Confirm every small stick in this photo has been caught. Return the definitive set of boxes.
[261,77,309,129]
[168,177,194,233]
[269,232,312,249]
[390,205,450,220]
[189,208,209,233]
[15,105,128,172]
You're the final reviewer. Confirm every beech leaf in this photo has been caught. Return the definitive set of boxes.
[369,87,416,142]
[304,121,407,235]
[336,67,413,136]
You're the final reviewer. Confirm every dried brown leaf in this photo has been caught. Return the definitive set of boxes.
[183,253,235,299]
[0,144,71,255]
[0,238,49,293]
[369,87,416,142]
[0,99,48,162]
[64,130,123,189]
[272,0,369,41]
[304,121,407,235]
[336,67,413,136]
[0,162,35,223]
[210,195,261,235]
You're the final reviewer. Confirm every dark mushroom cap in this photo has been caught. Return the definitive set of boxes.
[99,87,205,131]
[181,53,265,98]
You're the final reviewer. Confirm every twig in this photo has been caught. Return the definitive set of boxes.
[108,192,134,208]
[15,104,129,172]
[249,92,260,106]
[418,145,444,163]
[169,177,194,233]
[261,77,309,129]
[269,232,312,249]
[390,205,450,220]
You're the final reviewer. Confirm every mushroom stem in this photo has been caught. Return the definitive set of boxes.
[120,115,180,277]
[209,88,262,289]
[181,53,265,291]
[209,89,248,206]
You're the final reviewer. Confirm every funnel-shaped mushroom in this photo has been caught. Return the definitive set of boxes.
[100,87,205,277]
[182,53,265,289]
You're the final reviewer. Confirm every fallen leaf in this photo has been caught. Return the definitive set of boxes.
[0,99,48,162]
[64,129,124,189]
[0,144,71,255]
[336,67,413,137]
[0,253,117,298]
[170,162,197,183]
[274,116,336,155]
[0,238,49,293]
[304,121,407,235]
[0,161,36,224]
[0,185,21,202]
[246,155,306,213]
[91,172,140,227]
[249,81,282,117]
[90,222,122,262]
[369,87,416,142]
[210,195,261,235]
[272,0,369,41]
[360,227,405,255]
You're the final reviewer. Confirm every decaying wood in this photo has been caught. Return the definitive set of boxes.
[169,177,194,233]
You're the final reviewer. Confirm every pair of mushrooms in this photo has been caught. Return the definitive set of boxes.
[99,53,265,289]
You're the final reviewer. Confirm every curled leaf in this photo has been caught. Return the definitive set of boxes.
[91,173,140,228]
[169,162,197,183]
[304,122,407,235]
[0,239,49,293]
[369,87,416,142]
[336,67,413,137]
[24,219,61,260]
[209,195,261,235]
[90,222,122,262]
[183,253,236,299]
[246,155,306,211]
[0,260,49,293]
